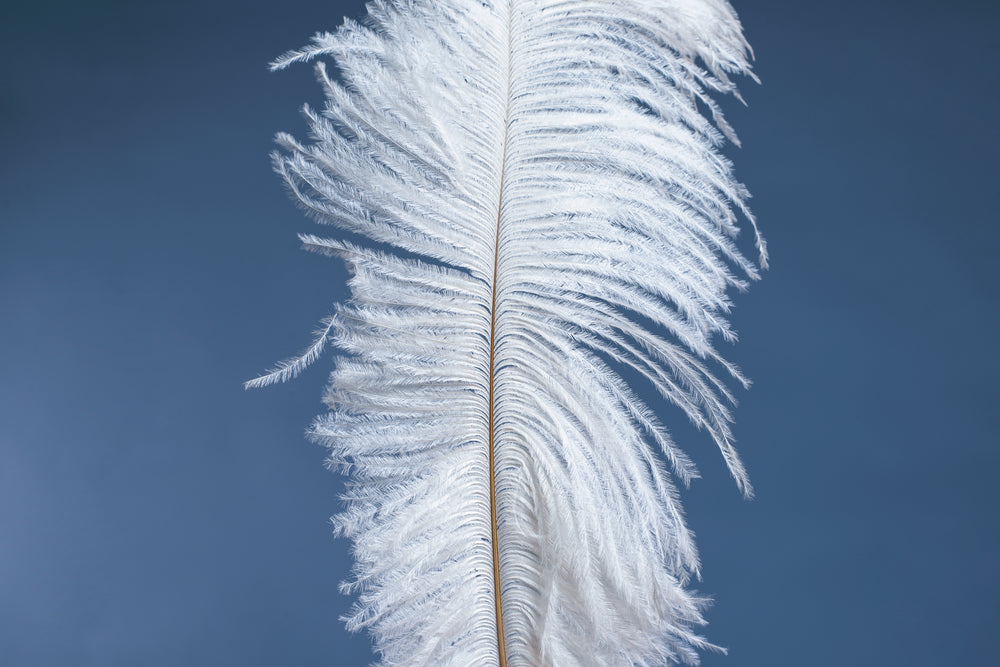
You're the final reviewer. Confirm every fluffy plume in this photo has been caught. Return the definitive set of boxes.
[250,0,764,664]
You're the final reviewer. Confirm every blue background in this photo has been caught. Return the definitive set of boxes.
[2,1,997,664]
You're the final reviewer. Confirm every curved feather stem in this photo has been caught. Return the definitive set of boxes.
[489,216,507,667]
[489,4,514,665]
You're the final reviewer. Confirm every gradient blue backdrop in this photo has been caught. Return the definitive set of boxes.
[2,1,997,665]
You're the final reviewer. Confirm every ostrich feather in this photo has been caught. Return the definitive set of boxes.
[251,0,765,664]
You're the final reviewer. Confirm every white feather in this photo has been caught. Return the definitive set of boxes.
[252,0,764,664]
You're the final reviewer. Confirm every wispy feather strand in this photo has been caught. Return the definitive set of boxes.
[251,0,764,664]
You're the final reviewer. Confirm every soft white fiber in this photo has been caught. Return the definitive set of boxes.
[252,1,763,664]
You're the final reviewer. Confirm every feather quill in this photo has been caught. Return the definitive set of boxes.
[251,0,764,664]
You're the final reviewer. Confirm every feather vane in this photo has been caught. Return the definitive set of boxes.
[254,0,764,664]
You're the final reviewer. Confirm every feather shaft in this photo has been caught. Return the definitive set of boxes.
[489,3,515,662]
[489,122,511,667]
